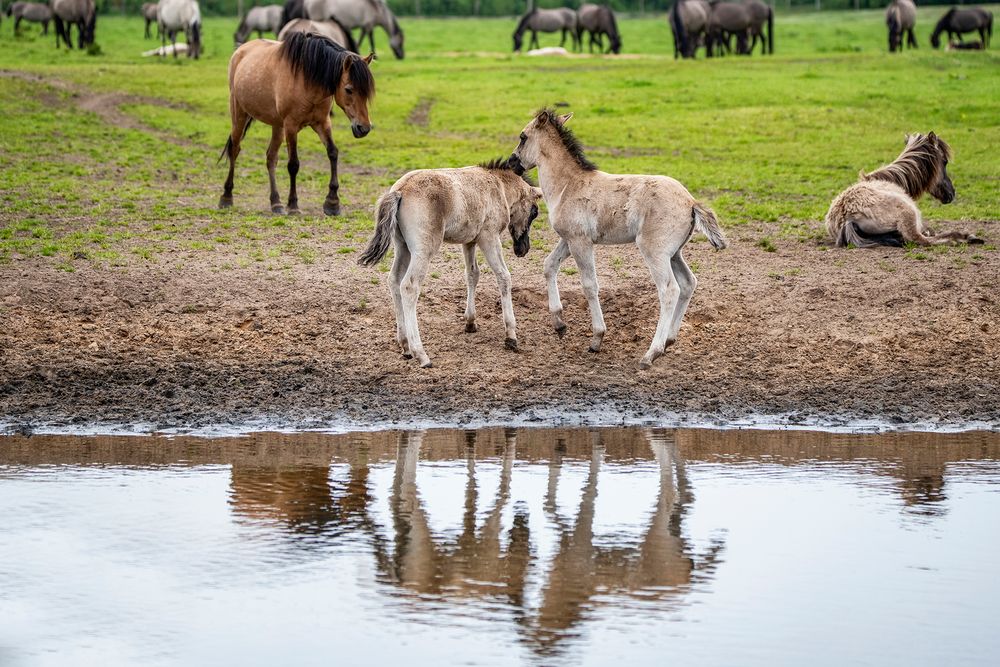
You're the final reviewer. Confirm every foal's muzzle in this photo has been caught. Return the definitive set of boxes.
[352,124,371,139]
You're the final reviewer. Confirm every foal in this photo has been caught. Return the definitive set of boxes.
[358,159,543,368]
[509,110,727,370]
[825,133,981,247]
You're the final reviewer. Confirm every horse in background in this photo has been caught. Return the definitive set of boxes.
[51,0,95,49]
[158,0,201,59]
[142,2,159,39]
[745,0,773,54]
[706,2,752,56]
[8,2,52,36]
[669,0,710,58]
[825,133,982,247]
[886,0,917,52]
[577,4,621,54]
[930,7,992,48]
[278,0,306,31]
[513,8,579,52]
[219,32,374,217]
[278,17,357,52]
[305,0,404,59]
[234,4,283,46]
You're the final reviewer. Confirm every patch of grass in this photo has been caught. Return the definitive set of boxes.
[757,237,777,253]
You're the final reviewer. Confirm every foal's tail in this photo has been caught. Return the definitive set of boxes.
[359,190,402,267]
[836,221,903,248]
[693,202,727,250]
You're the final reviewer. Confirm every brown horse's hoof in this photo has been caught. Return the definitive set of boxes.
[218,197,233,209]
[465,322,478,333]
[271,205,285,215]
[505,338,518,351]
[286,208,302,216]
[323,201,341,216]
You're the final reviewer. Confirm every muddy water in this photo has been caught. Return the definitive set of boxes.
[2,427,999,666]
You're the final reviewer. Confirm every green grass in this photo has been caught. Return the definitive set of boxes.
[0,10,998,268]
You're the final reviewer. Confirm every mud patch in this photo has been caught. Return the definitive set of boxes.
[406,97,435,127]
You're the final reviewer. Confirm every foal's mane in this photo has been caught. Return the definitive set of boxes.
[535,108,598,172]
[862,133,951,198]
[479,156,537,186]
[279,31,374,99]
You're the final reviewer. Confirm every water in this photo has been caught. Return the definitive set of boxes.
[2,426,999,666]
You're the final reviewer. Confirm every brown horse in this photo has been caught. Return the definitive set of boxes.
[218,32,374,216]
[825,133,982,247]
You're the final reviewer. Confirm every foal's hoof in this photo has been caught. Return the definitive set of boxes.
[504,338,518,351]
[420,360,433,369]
[555,323,567,339]
[271,205,285,215]
[465,322,479,334]
[588,345,600,354]
[323,201,341,216]
[218,196,233,210]
[638,360,653,371]
[401,352,413,360]
[968,235,985,245]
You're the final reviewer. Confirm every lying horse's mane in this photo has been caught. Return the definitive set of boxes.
[279,31,374,99]
[863,133,951,198]
[479,156,537,186]
[536,108,598,172]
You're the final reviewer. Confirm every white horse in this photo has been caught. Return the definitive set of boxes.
[234,4,283,46]
[157,0,201,59]
[358,159,542,368]
[509,110,727,370]
[304,0,403,58]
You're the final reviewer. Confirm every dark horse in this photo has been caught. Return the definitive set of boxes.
[279,0,307,31]
[930,7,993,48]
[577,4,621,54]
[51,0,95,50]
[886,0,917,53]
[669,0,710,59]
[219,32,375,216]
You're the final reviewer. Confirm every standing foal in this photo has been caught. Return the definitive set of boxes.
[509,109,727,370]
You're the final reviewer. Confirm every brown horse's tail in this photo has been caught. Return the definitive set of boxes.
[359,190,402,267]
[693,202,727,250]
[218,117,253,163]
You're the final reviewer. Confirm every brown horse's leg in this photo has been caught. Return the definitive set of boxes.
[312,122,340,216]
[219,108,250,209]
[284,124,301,215]
[265,125,284,214]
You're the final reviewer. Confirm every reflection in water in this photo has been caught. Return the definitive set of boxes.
[2,427,1000,665]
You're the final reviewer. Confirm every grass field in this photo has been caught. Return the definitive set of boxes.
[0,9,998,270]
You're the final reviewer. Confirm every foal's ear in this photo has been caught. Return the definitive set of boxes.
[557,112,573,126]
[531,187,543,199]
[927,131,938,145]
[364,52,375,64]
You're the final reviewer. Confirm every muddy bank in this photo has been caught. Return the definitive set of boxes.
[2,230,999,434]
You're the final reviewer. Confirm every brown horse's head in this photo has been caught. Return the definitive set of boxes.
[334,52,376,138]
[508,108,597,176]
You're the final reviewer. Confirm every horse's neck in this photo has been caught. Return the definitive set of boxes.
[538,153,584,210]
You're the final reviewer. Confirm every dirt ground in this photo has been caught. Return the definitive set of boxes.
[2,226,999,433]
[1,74,998,433]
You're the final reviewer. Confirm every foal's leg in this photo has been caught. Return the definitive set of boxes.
[462,242,480,333]
[400,251,434,368]
[265,124,284,214]
[637,240,681,370]
[283,123,301,214]
[568,240,607,353]
[897,203,979,245]
[389,232,412,357]
[311,120,341,216]
[479,236,518,350]
[665,250,697,343]
[543,238,571,335]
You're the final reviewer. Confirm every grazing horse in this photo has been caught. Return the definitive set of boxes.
[930,7,992,48]
[51,0,95,50]
[577,4,621,54]
[8,2,52,36]
[508,110,727,370]
[744,0,773,54]
[669,0,710,58]
[358,159,542,368]
[219,32,374,217]
[142,2,159,39]
[277,17,357,52]
[825,133,981,248]
[305,0,404,59]
[234,5,283,46]
[707,2,752,56]
[157,0,201,59]
[513,8,579,52]
[886,0,917,52]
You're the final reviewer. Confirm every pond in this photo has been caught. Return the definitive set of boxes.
[2,426,999,665]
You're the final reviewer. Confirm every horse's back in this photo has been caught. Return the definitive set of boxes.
[278,18,348,47]
[229,40,282,115]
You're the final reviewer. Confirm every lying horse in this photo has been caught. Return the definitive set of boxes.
[277,17,357,52]
[358,159,542,368]
[234,4,283,46]
[219,32,374,216]
[577,3,621,54]
[930,7,992,48]
[509,110,727,370]
[886,0,917,52]
[513,8,579,52]
[8,2,52,36]
[825,133,981,247]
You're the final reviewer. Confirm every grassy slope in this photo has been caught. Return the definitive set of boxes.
[0,9,997,269]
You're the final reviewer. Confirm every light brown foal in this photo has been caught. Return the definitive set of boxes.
[219,32,374,216]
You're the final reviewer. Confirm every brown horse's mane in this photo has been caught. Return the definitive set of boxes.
[862,133,950,198]
[479,156,537,186]
[278,31,374,100]
[535,108,598,172]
